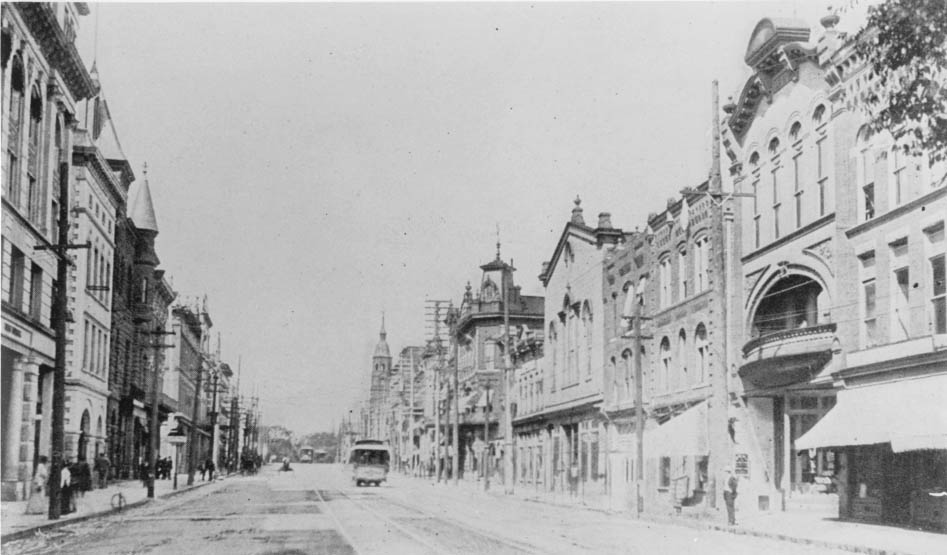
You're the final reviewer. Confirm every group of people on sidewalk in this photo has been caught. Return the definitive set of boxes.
[24,453,111,515]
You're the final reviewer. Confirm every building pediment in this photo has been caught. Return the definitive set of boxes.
[728,18,819,143]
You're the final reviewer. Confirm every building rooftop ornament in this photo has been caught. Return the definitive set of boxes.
[129,162,159,232]
[373,312,391,358]
[571,195,585,225]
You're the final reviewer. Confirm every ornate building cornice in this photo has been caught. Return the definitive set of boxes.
[14,2,97,101]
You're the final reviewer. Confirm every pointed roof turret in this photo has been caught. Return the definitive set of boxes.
[373,312,391,358]
[129,162,159,232]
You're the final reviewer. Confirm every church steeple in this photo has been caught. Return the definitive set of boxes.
[373,312,390,358]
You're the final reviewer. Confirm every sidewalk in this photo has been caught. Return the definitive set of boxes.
[0,473,220,543]
[394,472,945,555]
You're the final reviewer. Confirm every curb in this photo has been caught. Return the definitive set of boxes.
[425,477,920,555]
[0,479,219,545]
[705,523,919,555]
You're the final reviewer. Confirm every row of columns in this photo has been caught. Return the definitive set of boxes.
[2,355,40,500]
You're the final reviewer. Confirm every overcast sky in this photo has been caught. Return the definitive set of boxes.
[77,1,872,434]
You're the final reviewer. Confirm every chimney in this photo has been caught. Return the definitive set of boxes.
[597,212,613,229]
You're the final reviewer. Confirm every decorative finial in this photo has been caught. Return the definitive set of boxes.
[496,223,502,260]
[821,6,840,30]
[570,195,585,225]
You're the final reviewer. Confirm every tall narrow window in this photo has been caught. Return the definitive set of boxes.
[772,168,781,239]
[694,236,709,292]
[858,127,875,221]
[6,57,25,204]
[932,254,946,334]
[583,304,592,379]
[8,246,25,309]
[863,184,876,221]
[892,147,906,206]
[29,263,42,320]
[816,137,827,216]
[659,337,671,393]
[83,320,90,369]
[892,266,910,341]
[549,322,557,391]
[859,250,878,347]
[27,89,43,226]
[51,120,63,240]
[695,323,708,384]
[677,329,687,389]
[793,153,803,229]
[752,180,761,249]
[677,248,687,300]
[659,257,671,308]
[863,278,878,347]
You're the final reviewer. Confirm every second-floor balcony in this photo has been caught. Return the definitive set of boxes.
[741,273,836,389]
[740,323,837,389]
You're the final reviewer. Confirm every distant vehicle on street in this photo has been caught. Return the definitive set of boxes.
[299,446,315,463]
[349,440,390,486]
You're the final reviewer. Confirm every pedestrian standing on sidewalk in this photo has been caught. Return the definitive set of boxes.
[205,458,215,481]
[569,462,579,498]
[60,459,75,515]
[724,467,738,526]
[94,453,110,489]
[25,456,49,514]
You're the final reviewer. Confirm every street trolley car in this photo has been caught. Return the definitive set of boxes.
[348,440,390,487]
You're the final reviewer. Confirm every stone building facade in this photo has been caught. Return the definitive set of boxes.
[1,2,97,500]
[534,199,626,499]
[452,245,544,482]
[724,14,946,529]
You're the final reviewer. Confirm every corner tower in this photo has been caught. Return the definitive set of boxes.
[369,314,392,439]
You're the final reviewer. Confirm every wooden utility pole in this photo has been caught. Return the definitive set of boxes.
[633,291,645,516]
[143,327,174,498]
[46,161,72,519]
[502,261,513,495]
[452,329,459,486]
[433,346,441,482]
[483,383,490,491]
[40,150,95,518]
[707,79,731,511]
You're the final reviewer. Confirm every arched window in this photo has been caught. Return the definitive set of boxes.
[621,349,634,401]
[749,151,760,167]
[789,121,802,141]
[677,329,687,389]
[5,56,25,202]
[812,104,826,125]
[677,247,688,300]
[659,337,671,393]
[694,235,710,293]
[27,86,43,224]
[857,126,876,221]
[582,302,593,378]
[768,137,780,154]
[659,256,671,308]
[695,324,708,384]
[51,119,64,239]
[548,321,557,391]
